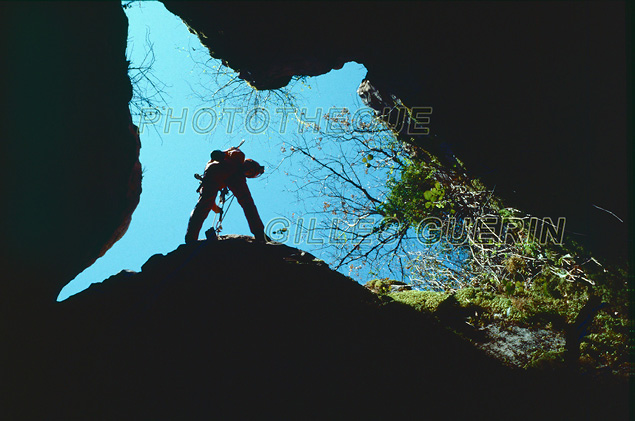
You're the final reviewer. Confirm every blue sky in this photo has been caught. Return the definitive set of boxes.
[58,1,384,300]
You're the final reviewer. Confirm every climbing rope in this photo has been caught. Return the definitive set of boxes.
[212,187,235,234]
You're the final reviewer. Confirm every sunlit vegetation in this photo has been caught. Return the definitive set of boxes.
[284,101,629,375]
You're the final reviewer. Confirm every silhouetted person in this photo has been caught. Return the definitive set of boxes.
[185,147,266,243]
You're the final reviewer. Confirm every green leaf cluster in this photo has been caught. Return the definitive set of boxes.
[381,160,453,225]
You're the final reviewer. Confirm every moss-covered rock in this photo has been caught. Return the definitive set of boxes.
[365,278,411,294]
[387,290,449,312]
[379,280,629,377]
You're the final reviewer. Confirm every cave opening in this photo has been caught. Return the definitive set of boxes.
[59,0,400,300]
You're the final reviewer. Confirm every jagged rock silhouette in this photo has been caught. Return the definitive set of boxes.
[162,1,628,261]
[0,2,628,419]
[0,2,141,305]
[3,237,627,419]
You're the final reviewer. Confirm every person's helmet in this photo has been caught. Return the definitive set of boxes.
[243,159,264,178]
[210,150,225,162]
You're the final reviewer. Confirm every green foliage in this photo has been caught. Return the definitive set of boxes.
[382,160,431,224]
[387,290,450,313]
[365,278,392,294]
[580,311,630,374]
[365,278,409,295]
[382,269,629,374]
[304,106,630,375]
[382,159,460,225]
[527,349,566,370]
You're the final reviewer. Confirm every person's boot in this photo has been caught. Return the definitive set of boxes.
[205,227,218,241]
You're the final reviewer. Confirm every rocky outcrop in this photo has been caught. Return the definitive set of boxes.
[0,1,624,307]
[161,2,363,90]
[0,2,141,306]
[0,4,627,417]
[162,1,628,261]
[2,237,627,418]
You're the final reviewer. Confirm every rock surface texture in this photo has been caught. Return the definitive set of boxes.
[0,2,628,419]
[3,237,628,419]
[0,2,141,306]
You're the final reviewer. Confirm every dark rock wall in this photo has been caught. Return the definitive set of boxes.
[162,1,628,260]
[3,237,627,419]
[0,2,141,305]
[1,1,624,304]
[0,4,628,417]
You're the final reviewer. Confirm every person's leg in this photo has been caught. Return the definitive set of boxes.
[228,180,266,241]
[211,200,222,214]
[185,190,216,243]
